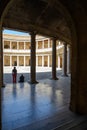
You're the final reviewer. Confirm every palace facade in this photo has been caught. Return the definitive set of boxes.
[3,34,64,70]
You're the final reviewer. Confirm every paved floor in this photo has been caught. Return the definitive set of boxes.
[3,69,62,84]
[2,71,87,130]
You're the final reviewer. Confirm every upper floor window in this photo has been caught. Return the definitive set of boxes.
[19,42,24,49]
[44,40,48,48]
[38,41,43,49]
[25,42,31,49]
[11,42,17,49]
[4,41,10,49]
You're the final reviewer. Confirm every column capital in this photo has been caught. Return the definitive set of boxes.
[50,37,57,41]
[67,44,71,48]
[63,42,67,46]
[29,31,37,36]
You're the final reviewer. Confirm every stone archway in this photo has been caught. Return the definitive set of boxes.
[1,0,87,114]
[0,0,76,104]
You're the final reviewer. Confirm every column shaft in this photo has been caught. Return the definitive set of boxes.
[30,32,38,83]
[52,38,58,80]
[62,43,68,76]
[67,45,71,74]
[58,55,60,68]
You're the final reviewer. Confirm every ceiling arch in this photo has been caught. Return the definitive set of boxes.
[1,0,78,44]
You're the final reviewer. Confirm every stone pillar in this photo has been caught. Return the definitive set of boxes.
[58,55,60,69]
[30,32,38,84]
[52,38,58,80]
[70,4,87,114]
[0,25,4,87]
[67,45,71,74]
[62,43,68,76]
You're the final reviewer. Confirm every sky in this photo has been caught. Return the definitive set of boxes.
[3,29,29,35]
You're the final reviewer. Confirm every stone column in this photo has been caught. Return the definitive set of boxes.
[67,45,71,74]
[62,43,68,76]
[58,55,60,69]
[0,25,4,87]
[52,38,58,80]
[30,32,38,84]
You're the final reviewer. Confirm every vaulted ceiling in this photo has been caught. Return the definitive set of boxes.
[0,0,86,44]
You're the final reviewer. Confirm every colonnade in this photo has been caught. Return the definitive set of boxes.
[0,29,71,85]
[4,54,62,67]
[29,32,71,83]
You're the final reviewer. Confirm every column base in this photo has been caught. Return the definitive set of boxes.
[2,84,5,87]
[50,77,59,80]
[28,80,39,84]
[61,74,68,77]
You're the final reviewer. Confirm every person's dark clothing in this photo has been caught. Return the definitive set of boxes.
[19,75,24,82]
[12,67,17,83]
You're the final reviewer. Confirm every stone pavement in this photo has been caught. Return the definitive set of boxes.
[2,70,87,130]
[3,68,62,84]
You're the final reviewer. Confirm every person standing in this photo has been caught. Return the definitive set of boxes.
[12,67,17,83]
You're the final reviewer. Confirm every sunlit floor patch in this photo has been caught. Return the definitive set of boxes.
[2,76,71,130]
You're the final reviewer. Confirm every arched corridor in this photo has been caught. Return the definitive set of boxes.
[0,0,87,129]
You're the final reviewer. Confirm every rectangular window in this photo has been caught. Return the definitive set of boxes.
[38,41,43,49]
[44,40,48,48]
[4,41,10,49]
[19,42,24,49]
[19,56,24,66]
[11,42,17,49]
[4,56,10,66]
[25,42,31,49]
[38,56,42,66]
[12,56,17,66]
